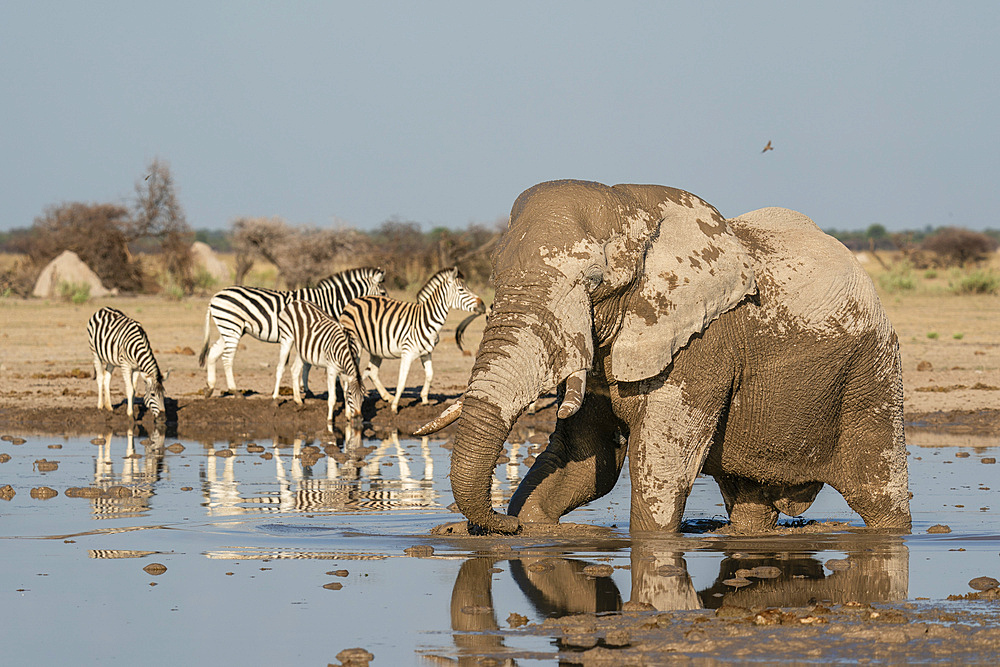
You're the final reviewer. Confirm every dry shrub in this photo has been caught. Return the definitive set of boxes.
[27,202,146,292]
[921,227,998,267]
[231,217,364,288]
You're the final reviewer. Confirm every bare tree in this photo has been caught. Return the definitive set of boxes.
[132,158,195,291]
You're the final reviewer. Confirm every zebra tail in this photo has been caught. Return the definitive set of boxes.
[198,305,212,368]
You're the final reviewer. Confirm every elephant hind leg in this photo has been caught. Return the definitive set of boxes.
[717,477,825,532]
[716,475,780,532]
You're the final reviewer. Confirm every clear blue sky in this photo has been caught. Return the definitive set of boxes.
[2,1,997,232]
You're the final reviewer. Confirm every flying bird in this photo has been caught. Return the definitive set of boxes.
[762,140,774,153]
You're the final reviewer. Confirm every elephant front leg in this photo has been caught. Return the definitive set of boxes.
[508,389,627,525]
[628,382,724,532]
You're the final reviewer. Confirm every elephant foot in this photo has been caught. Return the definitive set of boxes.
[726,501,780,533]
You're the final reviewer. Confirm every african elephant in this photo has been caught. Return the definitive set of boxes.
[421,180,910,534]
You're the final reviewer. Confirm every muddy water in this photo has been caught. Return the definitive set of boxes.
[1,428,999,665]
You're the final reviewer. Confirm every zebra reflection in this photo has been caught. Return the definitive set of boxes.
[201,428,440,515]
[86,428,166,519]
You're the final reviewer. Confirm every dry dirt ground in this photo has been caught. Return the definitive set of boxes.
[0,290,998,440]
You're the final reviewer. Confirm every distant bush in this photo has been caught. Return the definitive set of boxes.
[952,269,1000,295]
[921,227,998,267]
[878,261,916,293]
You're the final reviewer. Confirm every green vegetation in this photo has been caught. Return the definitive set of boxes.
[57,280,90,304]
[951,269,1000,295]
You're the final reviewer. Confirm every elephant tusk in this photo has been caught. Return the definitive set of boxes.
[412,399,463,436]
[557,370,587,419]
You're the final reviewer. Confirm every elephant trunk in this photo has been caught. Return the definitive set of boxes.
[450,394,523,533]
[450,283,593,533]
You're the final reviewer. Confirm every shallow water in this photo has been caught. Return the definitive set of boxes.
[1,427,998,664]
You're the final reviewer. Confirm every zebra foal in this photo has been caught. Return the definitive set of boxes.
[198,266,384,397]
[86,307,166,421]
[340,267,486,412]
[278,300,364,422]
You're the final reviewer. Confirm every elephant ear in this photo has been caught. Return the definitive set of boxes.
[609,206,756,382]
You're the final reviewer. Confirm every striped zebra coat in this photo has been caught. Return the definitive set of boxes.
[198,266,384,397]
[87,307,166,421]
[340,267,486,412]
[277,299,364,422]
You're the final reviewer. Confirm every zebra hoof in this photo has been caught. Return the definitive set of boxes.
[203,387,215,398]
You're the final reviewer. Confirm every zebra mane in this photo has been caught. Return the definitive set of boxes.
[416,267,459,302]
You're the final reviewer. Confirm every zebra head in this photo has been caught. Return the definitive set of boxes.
[440,267,486,314]
[341,367,364,421]
[144,372,166,421]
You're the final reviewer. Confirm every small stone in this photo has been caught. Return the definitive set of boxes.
[749,565,782,579]
[30,486,58,500]
[322,582,343,590]
[0,453,11,463]
[335,647,374,666]
[723,577,752,588]
[716,604,750,619]
[825,558,852,571]
[507,612,528,628]
[927,524,952,534]
[326,570,349,577]
[33,459,58,472]
[214,448,234,457]
[604,629,631,647]
[916,361,933,371]
[143,563,167,576]
[48,444,62,449]
[166,443,185,453]
[969,576,1000,591]
[246,444,264,453]
[180,486,193,491]
[562,633,598,649]
[9,437,26,445]
[982,458,997,465]
[0,484,15,500]
[90,437,106,445]
[403,545,434,557]
[582,564,614,578]
[622,600,656,612]
[956,451,970,458]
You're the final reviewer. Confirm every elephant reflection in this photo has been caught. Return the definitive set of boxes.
[630,536,908,610]
[442,536,908,660]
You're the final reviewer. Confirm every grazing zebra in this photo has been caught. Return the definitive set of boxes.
[87,307,166,421]
[277,299,364,422]
[198,266,385,397]
[340,267,486,412]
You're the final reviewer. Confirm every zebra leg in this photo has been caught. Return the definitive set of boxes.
[366,356,392,403]
[102,364,115,412]
[419,353,433,405]
[301,361,312,397]
[204,336,228,396]
[290,352,306,406]
[391,352,417,413]
[272,336,294,400]
[121,365,136,419]
[93,355,105,410]
[326,365,338,422]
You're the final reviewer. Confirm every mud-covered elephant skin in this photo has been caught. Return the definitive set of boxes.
[426,179,910,534]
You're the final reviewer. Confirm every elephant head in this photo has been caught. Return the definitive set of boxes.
[439,180,757,533]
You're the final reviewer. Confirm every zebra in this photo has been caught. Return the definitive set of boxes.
[339,267,486,412]
[277,299,364,423]
[87,307,166,421]
[197,266,385,397]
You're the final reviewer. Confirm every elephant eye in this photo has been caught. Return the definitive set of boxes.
[582,265,604,290]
